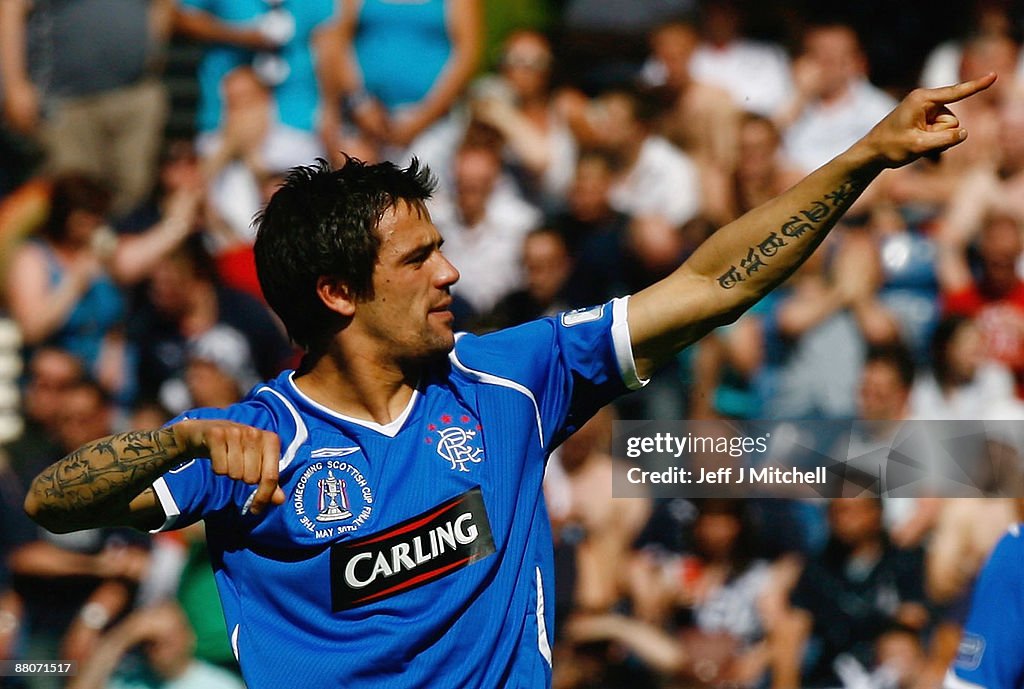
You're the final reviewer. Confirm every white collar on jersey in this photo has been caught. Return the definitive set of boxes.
[286,371,420,438]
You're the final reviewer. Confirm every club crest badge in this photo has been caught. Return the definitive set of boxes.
[426,414,485,472]
[293,449,374,540]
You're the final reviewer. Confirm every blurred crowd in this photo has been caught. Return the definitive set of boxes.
[2,0,1024,687]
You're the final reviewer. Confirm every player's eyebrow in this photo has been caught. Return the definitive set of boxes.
[399,238,443,264]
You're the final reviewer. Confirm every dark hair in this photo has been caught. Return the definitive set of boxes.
[253,157,437,351]
[691,498,757,580]
[822,497,886,566]
[576,147,625,175]
[526,226,570,246]
[602,85,666,127]
[66,376,114,409]
[459,121,505,155]
[864,342,916,390]
[41,173,112,242]
[929,315,974,387]
[738,111,781,144]
[168,234,220,285]
[802,20,864,51]
[651,16,698,37]
[159,138,199,168]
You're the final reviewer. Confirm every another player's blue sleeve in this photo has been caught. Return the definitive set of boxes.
[149,403,277,532]
[947,526,1024,689]
[451,297,646,451]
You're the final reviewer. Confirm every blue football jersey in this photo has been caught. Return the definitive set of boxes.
[151,298,645,689]
[947,525,1024,689]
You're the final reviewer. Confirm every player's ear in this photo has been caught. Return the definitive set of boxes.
[316,276,357,318]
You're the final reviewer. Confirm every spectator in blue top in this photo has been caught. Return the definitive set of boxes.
[174,0,337,158]
[326,0,481,159]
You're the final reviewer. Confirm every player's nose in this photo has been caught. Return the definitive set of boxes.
[436,252,460,288]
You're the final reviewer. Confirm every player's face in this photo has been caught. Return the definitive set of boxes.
[355,202,460,362]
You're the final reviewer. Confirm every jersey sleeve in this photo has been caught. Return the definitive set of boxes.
[149,403,277,533]
[947,526,1024,689]
[450,297,647,451]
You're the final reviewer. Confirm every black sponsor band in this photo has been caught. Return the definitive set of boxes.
[330,486,495,611]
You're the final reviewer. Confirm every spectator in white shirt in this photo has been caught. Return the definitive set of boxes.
[640,20,740,174]
[910,315,1018,420]
[777,23,896,174]
[688,0,793,118]
[920,0,1024,89]
[429,133,542,317]
[591,88,702,228]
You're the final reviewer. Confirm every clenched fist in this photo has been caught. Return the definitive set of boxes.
[173,419,285,514]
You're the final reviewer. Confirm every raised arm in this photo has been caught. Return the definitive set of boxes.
[173,5,276,51]
[628,74,997,378]
[109,188,201,285]
[24,420,284,534]
[0,0,38,135]
[934,166,1001,292]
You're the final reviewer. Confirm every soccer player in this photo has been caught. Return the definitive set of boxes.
[946,524,1024,689]
[25,74,995,689]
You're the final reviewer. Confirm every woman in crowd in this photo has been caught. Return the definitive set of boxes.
[472,30,577,207]
[6,175,127,396]
[6,172,198,397]
[328,0,482,159]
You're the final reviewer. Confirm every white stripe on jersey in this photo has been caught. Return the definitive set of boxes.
[536,567,552,666]
[239,387,311,516]
[449,338,545,449]
[255,386,309,471]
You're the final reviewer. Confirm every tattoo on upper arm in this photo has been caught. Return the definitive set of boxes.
[716,177,867,290]
[31,428,184,521]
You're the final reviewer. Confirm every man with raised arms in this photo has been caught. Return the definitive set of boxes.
[25,74,996,689]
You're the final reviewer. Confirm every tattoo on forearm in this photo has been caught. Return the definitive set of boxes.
[30,428,184,520]
[716,177,867,289]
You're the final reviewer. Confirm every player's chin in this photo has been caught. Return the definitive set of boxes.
[425,315,456,351]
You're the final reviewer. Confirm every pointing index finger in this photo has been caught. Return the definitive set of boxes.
[926,72,997,105]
